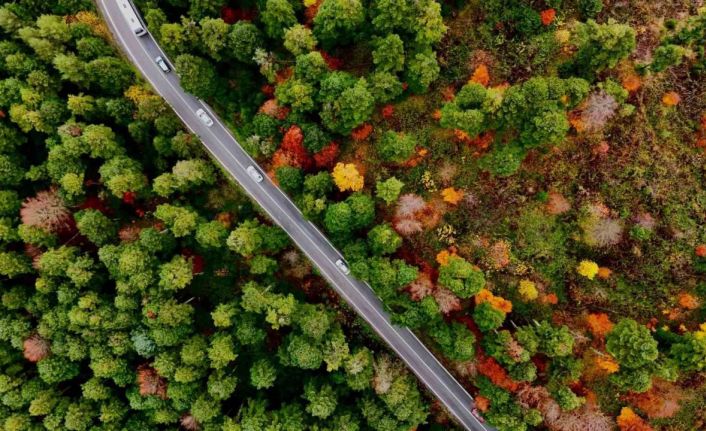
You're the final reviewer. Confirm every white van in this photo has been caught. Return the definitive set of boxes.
[117,0,147,37]
[155,56,170,73]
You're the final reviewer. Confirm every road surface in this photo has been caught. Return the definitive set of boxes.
[96,1,491,430]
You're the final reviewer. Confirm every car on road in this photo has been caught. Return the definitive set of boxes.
[335,259,351,275]
[471,408,485,423]
[118,0,146,36]
[155,56,170,73]
[196,108,213,127]
[246,165,263,183]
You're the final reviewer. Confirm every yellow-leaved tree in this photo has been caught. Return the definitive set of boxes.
[441,187,463,205]
[332,163,364,192]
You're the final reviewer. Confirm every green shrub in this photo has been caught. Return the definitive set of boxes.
[301,123,331,153]
[553,387,585,411]
[367,224,402,255]
[320,78,374,134]
[368,71,404,103]
[473,302,505,332]
[482,143,525,177]
[405,49,440,94]
[437,255,485,299]
[372,34,405,73]
[275,166,304,195]
[261,0,297,39]
[565,19,636,79]
[295,51,329,82]
[377,131,416,164]
[283,24,317,56]
[609,368,653,393]
[481,0,544,38]
[229,21,263,64]
[649,44,686,73]
[483,330,530,365]
[606,319,659,369]
[508,362,537,382]
[534,321,574,357]
[313,0,365,45]
[670,333,706,371]
[428,321,476,362]
[579,0,603,19]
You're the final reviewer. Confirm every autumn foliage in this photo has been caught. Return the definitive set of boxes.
[477,355,519,392]
[586,313,614,338]
[259,99,290,120]
[597,266,612,279]
[407,273,434,301]
[272,125,312,170]
[453,128,473,144]
[486,240,510,270]
[468,131,494,153]
[304,0,322,24]
[399,147,428,168]
[220,6,256,24]
[470,64,490,87]
[540,9,556,26]
[475,288,513,313]
[351,123,373,141]
[662,91,681,107]
[541,293,559,305]
[577,260,600,280]
[623,380,683,419]
[696,244,706,257]
[313,142,340,168]
[433,287,462,314]
[74,11,109,39]
[381,104,395,119]
[180,414,199,431]
[441,187,464,205]
[475,395,490,412]
[616,407,653,431]
[518,279,538,301]
[393,193,430,236]
[20,189,74,234]
[137,364,168,399]
[677,292,699,310]
[622,74,642,92]
[320,50,343,70]
[332,162,364,192]
[436,249,454,266]
[546,191,571,215]
[22,334,50,363]
[594,355,620,374]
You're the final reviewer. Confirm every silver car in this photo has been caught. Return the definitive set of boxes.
[335,259,351,275]
[246,165,263,183]
[196,108,213,127]
[155,56,170,73]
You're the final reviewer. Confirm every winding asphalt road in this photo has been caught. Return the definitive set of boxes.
[96,1,491,429]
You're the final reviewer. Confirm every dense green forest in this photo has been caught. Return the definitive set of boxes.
[0,1,437,430]
[1,0,706,430]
